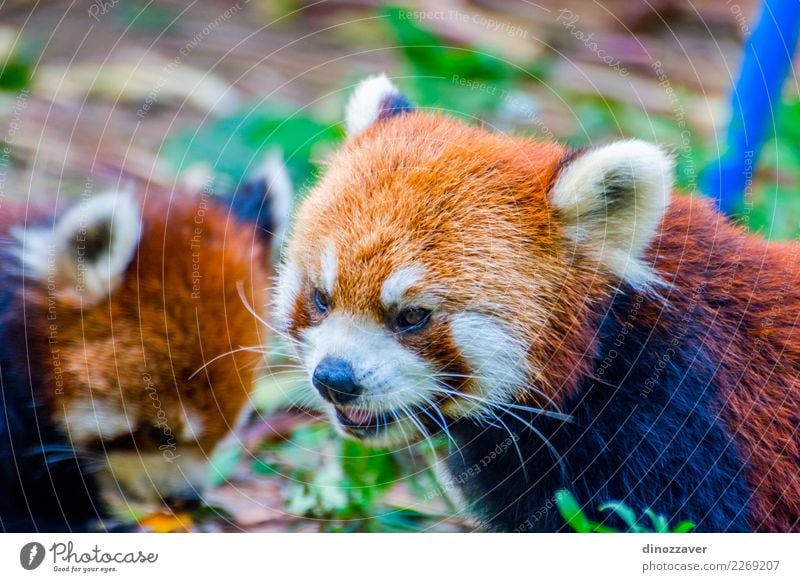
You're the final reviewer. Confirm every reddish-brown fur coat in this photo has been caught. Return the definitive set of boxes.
[287,111,799,531]
[0,187,272,531]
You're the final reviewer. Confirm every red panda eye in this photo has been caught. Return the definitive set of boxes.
[313,289,331,313]
[395,307,431,332]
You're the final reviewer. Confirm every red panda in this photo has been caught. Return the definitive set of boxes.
[275,75,800,532]
[0,157,291,532]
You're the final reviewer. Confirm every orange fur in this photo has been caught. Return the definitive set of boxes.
[21,192,269,457]
[284,111,800,531]
[290,114,589,402]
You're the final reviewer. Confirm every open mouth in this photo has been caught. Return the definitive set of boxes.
[333,403,443,439]
[334,407,393,436]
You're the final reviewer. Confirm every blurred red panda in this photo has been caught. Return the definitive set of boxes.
[0,155,291,532]
[275,75,800,532]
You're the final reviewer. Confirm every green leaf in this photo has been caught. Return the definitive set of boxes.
[555,489,592,533]
[290,423,332,446]
[339,440,397,510]
[0,59,32,91]
[285,483,319,516]
[161,106,341,194]
[208,441,243,487]
[382,6,516,82]
[598,501,643,532]
[644,508,670,533]
[741,184,800,240]
[671,520,696,533]
[341,441,396,484]
[373,508,432,532]
[589,522,621,533]
[251,457,280,476]
[380,6,541,118]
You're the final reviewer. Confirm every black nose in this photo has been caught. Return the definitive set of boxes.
[312,357,362,404]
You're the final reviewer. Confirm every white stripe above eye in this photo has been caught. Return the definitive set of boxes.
[321,241,338,295]
[381,264,426,307]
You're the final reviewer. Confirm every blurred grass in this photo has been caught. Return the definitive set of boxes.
[156,4,800,240]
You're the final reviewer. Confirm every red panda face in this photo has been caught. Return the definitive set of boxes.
[276,76,673,447]
[15,181,286,508]
[277,113,566,446]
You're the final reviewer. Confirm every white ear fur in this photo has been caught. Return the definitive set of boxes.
[551,140,673,287]
[345,74,404,138]
[16,191,142,304]
[254,148,293,255]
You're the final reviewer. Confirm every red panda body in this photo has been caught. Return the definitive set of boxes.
[0,167,288,531]
[276,76,799,532]
[647,197,800,532]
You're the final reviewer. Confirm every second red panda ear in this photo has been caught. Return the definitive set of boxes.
[225,149,293,258]
[345,74,413,138]
[15,191,142,305]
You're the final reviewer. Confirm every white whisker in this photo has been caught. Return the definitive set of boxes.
[188,345,268,380]
[435,386,573,423]
[237,281,304,350]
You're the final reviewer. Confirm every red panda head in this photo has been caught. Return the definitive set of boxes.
[14,160,290,508]
[276,75,673,447]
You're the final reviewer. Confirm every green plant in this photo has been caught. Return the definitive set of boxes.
[251,423,447,532]
[555,489,695,533]
[161,105,341,195]
[0,28,33,92]
[380,6,549,119]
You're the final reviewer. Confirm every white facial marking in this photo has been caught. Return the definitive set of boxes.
[345,73,403,138]
[449,313,529,417]
[59,401,136,446]
[99,450,209,504]
[381,264,426,307]
[302,312,437,413]
[320,241,338,296]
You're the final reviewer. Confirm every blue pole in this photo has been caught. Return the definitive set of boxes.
[702,0,800,215]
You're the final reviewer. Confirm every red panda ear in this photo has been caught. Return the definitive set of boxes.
[16,191,142,304]
[345,74,413,138]
[551,140,673,288]
[225,149,293,258]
